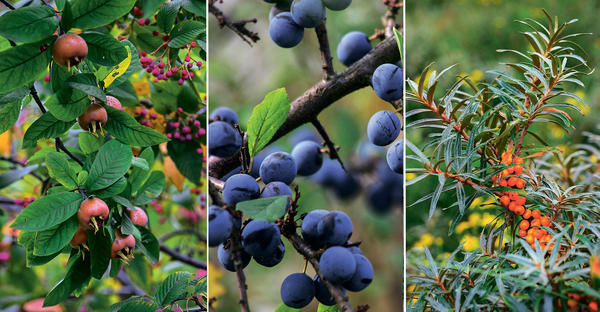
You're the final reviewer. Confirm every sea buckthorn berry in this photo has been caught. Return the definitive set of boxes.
[508,202,518,212]
[508,177,519,187]
[532,210,541,219]
[527,228,535,236]
[519,220,529,230]
[514,166,523,175]
[514,196,526,206]
[499,196,510,207]
[523,209,532,219]
[526,235,534,244]
[518,230,527,237]
[515,206,525,215]
[515,179,526,189]
[540,216,551,227]
[514,157,523,165]
[507,166,515,174]
[500,179,508,187]
[531,219,541,227]
[543,235,552,242]
[590,302,598,312]
[534,229,544,239]
[508,192,519,201]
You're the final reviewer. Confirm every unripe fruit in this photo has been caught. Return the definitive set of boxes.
[69,226,88,248]
[78,197,109,232]
[52,34,88,68]
[111,230,135,261]
[78,104,108,134]
[127,206,148,226]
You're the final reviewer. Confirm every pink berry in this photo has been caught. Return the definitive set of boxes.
[185,55,191,62]
[193,120,200,127]
[177,107,183,113]
[138,19,145,26]
[158,62,165,68]
[196,61,203,67]
[187,63,193,69]
[166,133,172,139]
[185,134,192,140]
[196,148,203,155]
[190,42,197,48]
[44,74,50,82]
[144,18,151,25]
[182,126,191,134]
[177,79,183,85]
[152,30,159,36]
[171,67,178,73]
[162,35,169,42]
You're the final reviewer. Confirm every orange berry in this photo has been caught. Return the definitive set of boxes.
[514,157,523,164]
[518,230,527,237]
[548,243,554,250]
[502,169,510,177]
[507,166,515,174]
[514,166,523,175]
[532,210,541,219]
[507,177,519,187]
[515,206,525,215]
[523,209,532,219]
[500,179,508,187]
[526,235,534,244]
[539,243,546,250]
[499,196,510,207]
[534,229,544,240]
[519,220,530,230]
[515,179,526,189]
[514,196,526,206]
[508,202,518,212]
[508,192,519,201]
[540,216,551,227]
[543,235,552,242]
[589,301,598,312]
[527,228,535,236]
[531,219,541,227]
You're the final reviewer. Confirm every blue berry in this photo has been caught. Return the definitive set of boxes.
[269,12,304,48]
[386,139,404,173]
[292,140,323,176]
[290,0,325,28]
[280,273,315,308]
[342,254,373,291]
[289,127,320,146]
[301,209,329,249]
[250,146,284,178]
[317,211,353,246]
[337,32,372,66]
[222,174,260,207]
[367,110,401,146]
[372,63,403,102]
[260,181,293,213]
[259,152,297,184]
[208,206,233,247]
[242,220,281,257]
[323,0,351,11]
[319,246,357,284]
[314,275,344,305]
[254,239,285,267]
[218,243,252,272]
[208,121,242,157]
[210,107,239,126]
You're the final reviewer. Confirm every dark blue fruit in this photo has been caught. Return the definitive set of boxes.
[289,127,320,146]
[269,0,293,20]
[290,0,325,28]
[292,140,323,176]
[208,121,242,158]
[319,246,357,284]
[311,158,339,187]
[260,152,297,184]
[269,12,304,48]
[317,211,353,246]
[346,242,362,255]
[337,31,372,66]
[250,146,284,178]
[222,174,260,207]
[254,239,285,267]
[221,166,242,181]
[323,0,351,10]
[372,63,403,102]
[301,209,328,249]
[367,182,394,214]
[208,206,233,247]
[280,273,315,308]
[217,243,252,272]
[260,181,293,212]
[210,107,239,126]
[367,110,401,146]
[241,220,281,257]
[386,139,404,173]
[311,159,360,200]
[343,254,373,291]
[314,275,344,305]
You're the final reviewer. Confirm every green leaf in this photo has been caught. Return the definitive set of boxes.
[139,0,166,19]
[46,152,78,189]
[317,304,341,312]
[86,140,132,191]
[104,106,169,147]
[33,217,78,256]
[236,196,289,222]
[106,80,138,107]
[94,176,127,198]
[88,229,112,279]
[108,297,161,312]
[18,231,62,267]
[66,73,105,102]
[45,86,90,122]
[182,0,206,16]
[71,0,136,30]
[131,157,149,171]
[133,171,165,205]
[0,5,59,43]
[77,170,88,186]
[0,86,30,104]
[275,304,302,312]
[135,226,159,264]
[168,20,205,48]
[111,40,141,88]
[43,252,91,306]
[60,0,74,32]
[27,146,82,164]
[157,1,180,34]
[167,140,202,184]
[11,192,83,231]
[129,148,154,193]
[78,131,104,154]
[125,256,152,293]
[154,271,192,306]
[23,113,75,148]
[151,80,179,114]
[0,87,29,135]
[50,61,72,93]
[0,37,54,94]
[393,27,403,63]
[247,88,290,157]
[80,32,128,66]
[109,259,121,277]
[0,165,39,189]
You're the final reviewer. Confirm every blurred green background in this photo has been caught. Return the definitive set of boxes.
[209,1,403,311]
[406,0,600,261]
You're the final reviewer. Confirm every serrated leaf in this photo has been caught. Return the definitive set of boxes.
[81,32,128,66]
[157,1,180,34]
[154,272,192,306]
[11,192,83,231]
[135,226,159,264]
[50,62,71,92]
[167,140,202,184]
[78,131,104,154]
[104,106,169,147]
[247,88,290,157]
[45,86,90,122]
[0,5,59,43]
[66,73,105,102]
[168,20,204,48]
[89,229,112,279]
[237,196,289,222]
[0,87,28,135]
[0,165,39,189]
[43,252,91,306]
[71,0,136,30]
[46,152,78,189]
[86,140,132,191]
[133,171,165,205]
[129,147,154,193]
[23,113,75,148]
[108,297,161,312]
[33,217,78,256]
[0,37,54,93]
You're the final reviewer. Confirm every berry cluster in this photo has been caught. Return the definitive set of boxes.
[134,106,158,128]
[165,110,206,154]
[367,110,403,174]
[13,196,36,208]
[139,50,203,85]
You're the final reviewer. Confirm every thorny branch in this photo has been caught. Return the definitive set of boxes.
[208,0,259,46]
[315,23,336,80]
[311,118,345,169]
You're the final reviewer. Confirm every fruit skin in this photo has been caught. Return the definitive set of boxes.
[222,174,260,207]
[241,220,281,257]
[317,211,353,246]
[311,158,361,200]
[105,96,122,110]
[52,34,88,67]
[290,0,326,28]
[319,246,357,284]
[314,274,344,305]
[253,239,285,267]
[69,226,88,248]
[260,181,293,213]
[323,0,352,10]
[292,140,323,176]
[259,152,297,184]
[301,209,329,249]
[289,128,320,146]
[218,243,251,272]
[78,104,108,133]
[111,230,135,259]
[250,146,284,178]
[336,31,372,66]
[280,273,315,308]
[386,139,404,173]
[342,254,373,291]
[208,121,242,158]
[208,206,233,247]
[127,206,148,226]
[367,110,401,146]
[210,107,239,126]
[269,12,304,48]
[372,63,404,102]
[77,197,109,231]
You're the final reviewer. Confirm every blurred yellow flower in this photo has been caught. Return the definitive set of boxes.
[481,213,496,226]
[470,69,484,82]
[456,221,469,234]
[462,234,480,251]
[406,173,417,181]
[565,90,588,114]
[413,233,435,249]
[209,262,226,299]
[133,80,151,97]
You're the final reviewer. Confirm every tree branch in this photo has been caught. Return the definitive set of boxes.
[0,156,44,181]
[311,118,345,169]
[315,23,335,80]
[160,244,207,270]
[160,229,207,243]
[209,36,400,178]
[208,0,259,46]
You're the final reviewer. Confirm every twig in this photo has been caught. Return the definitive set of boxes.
[229,227,251,312]
[160,244,207,269]
[0,0,15,10]
[315,23,335,80]
[209,177,226,206]
[116,270,146,297]
[208,0,259,46]
[0,156,44,181]
[159,229,207,243]
[209,36,400,178]
[382,0,402,38]
[311,118,345,170]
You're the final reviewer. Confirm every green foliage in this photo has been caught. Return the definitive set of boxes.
[236,196,289,222]
[0,5,59,43]
[247,88,291,157]
[0,37,54,93]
